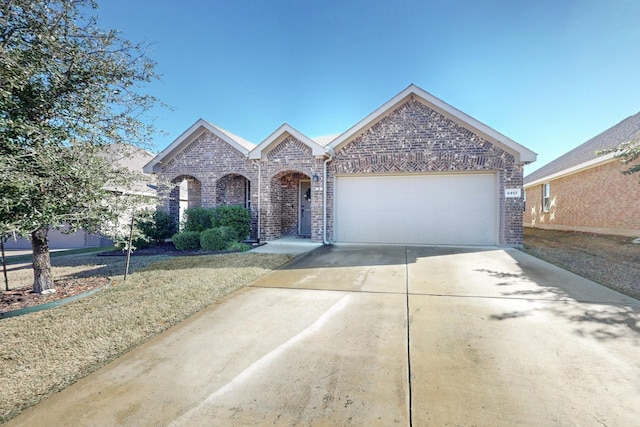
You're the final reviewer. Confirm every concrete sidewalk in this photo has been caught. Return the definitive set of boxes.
[250,236,322,254]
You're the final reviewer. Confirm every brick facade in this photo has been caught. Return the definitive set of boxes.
[524,160,640,236]
[327,99,524,246]
[156,130,259,235]
[260,136,325,241]
[147,86,532,246]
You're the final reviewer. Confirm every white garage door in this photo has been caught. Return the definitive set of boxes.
[334,173,497,245]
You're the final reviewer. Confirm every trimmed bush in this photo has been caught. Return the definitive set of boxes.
[217,205,251,241]
[200,226,238,251]
[172,231,201,250]
[137,211,177,244]
[183,207,215,232]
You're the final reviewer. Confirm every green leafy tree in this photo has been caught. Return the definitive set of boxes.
[596,136,640,178]
[0,0,161,293]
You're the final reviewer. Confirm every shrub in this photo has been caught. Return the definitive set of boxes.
[227,241,252,252]
[137,210,177,244]
[172,231,201,250]
[131,236,154,250]
[217,205,251,241]
[200,226,238,251]
[183,207,215,232]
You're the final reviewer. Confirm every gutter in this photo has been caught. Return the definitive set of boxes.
[323,148,335,244]
[524,153,616,188]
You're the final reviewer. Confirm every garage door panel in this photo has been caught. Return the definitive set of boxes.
[335,174,497,245]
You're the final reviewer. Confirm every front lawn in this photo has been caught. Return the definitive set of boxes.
[0,252,293,423]
[522,227,640,300]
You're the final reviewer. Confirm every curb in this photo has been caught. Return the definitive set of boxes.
[1,284,111,319]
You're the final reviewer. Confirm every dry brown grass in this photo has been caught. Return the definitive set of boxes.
[522,228,640,300]
[0,252,293,423]
[4,252,169,290]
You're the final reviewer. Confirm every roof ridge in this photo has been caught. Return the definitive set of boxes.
[524,111,640,183]
[205,120,256,149]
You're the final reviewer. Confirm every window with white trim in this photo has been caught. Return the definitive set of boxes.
[542,183,551,212]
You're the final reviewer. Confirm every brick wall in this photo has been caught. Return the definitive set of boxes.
[524,160,640,236]
[216,175,247,206]
[328,99,525,246]
[156,130,259,236]
[260,136,325,241]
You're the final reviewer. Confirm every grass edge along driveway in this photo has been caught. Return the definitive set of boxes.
[0,252,294,424]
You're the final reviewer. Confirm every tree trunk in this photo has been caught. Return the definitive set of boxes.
[1,237,9,291]
[32,227,55,294]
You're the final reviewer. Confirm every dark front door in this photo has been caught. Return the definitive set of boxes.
[299,180,311,236]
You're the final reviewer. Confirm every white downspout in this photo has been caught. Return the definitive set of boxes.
[257,160,262,242]
[323,148,335,244]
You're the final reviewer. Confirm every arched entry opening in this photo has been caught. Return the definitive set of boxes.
[168,175,202,226]
[216,174,251,208]
[264,170,312,240]
[216,173,258,240]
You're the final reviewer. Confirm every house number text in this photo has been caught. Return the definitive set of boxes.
[505,188,521,198]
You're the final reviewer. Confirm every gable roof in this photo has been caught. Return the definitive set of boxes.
[524,111,640,186]
[143,119,255,173]
[327,84,537,164]
[248,123,326,160]
[311,134,340,147]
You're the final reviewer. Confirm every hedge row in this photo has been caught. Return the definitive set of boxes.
[172,206,252,252]
[182,206,251,240]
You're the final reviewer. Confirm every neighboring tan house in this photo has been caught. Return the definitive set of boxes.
[5,145,155,250]
[144,84,537,247]
[524,112,640,237]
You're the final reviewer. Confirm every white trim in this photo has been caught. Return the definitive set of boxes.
[249,124,326,160]
[328,84,537,164]
[524,153,616,188]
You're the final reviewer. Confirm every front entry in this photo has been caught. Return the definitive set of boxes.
[299,180,311,236]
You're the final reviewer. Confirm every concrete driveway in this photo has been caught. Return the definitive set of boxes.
[6,245,640,426]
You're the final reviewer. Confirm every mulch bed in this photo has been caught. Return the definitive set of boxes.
[98,242,191,256]
[1,277,110,315]
[97,242,261,257]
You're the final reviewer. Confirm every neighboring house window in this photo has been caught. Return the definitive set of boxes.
[542,183,550,212]
[523,190,526,212]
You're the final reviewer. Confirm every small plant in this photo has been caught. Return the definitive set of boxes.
[172,231,201,250]
[227,241,251,252]
[200,226,238,251]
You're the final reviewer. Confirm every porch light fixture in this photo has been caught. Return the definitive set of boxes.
[312,173,319,182]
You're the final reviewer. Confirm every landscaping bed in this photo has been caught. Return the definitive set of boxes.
[521,227,640,300]
[1,276,109,316]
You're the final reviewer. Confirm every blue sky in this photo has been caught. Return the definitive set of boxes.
[96,0,640,175]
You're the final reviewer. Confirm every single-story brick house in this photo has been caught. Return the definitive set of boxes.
[144,84,536,246]
[523,112,640,237]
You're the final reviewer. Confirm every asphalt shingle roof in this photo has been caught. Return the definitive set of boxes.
[524,111,640,184]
